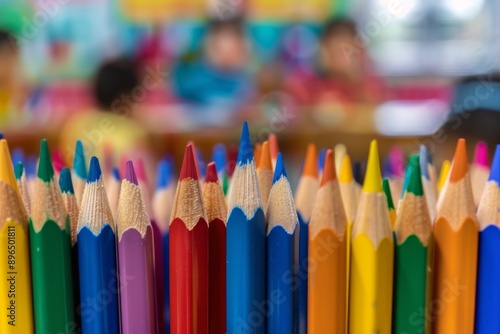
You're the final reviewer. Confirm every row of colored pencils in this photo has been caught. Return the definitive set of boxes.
[1,125,500,334]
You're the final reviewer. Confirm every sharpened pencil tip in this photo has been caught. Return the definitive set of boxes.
[419,145,432,180]
[38,139,55,182]
[0,139,17,189]
[205,162,218,183]
[59,168,75,194]
[302,143,318,177]
[135,158,148,183]
[473,141,489,168]
[125,161,138,185]
[87,156,102,183]
[438,160,451,191]
[14,162,24,180]
[320,149,336,186]
[112,167,121,181]
[382,178,395,210]
[259,141,272,171]
[405,155,424,196]
[180,144,199,181]
[449,138,469,183]
[237,122,254,165]
[363,140,383,193]
[488,145,500,184]
[156,159,172,189]
[73,140,87,179]
[339,154,354,183]
[273,153,287,184]
[212,144,227,173]
[318,148,327,173]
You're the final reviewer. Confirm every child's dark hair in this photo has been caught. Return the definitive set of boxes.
[93,57,139,112]
[0,30,18,52]
[207,16,245,36]
[321,18,357,41]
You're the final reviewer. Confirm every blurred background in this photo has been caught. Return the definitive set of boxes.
[1,0,500,179]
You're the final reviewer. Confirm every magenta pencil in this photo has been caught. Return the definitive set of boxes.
[136,158,165,334]
[117,161,156,334]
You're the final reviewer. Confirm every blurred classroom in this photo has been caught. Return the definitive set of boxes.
[1,0,500,178]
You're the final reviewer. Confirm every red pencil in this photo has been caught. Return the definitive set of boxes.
[203,162,228,334]
[170,143,209,334]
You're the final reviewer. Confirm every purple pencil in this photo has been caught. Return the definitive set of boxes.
[117,161,156,334]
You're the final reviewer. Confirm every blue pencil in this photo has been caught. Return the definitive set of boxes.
[77,157,119,333]
[153,157,176,334]
[294,144,319,334]
[73,140,87,206]
[226,122,266,334]
[267,153,298,334]
[212,143,227,180]
[476,144,500,333]
[419,145,437,220]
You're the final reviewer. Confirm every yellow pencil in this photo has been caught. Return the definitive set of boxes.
[308,149,347,333]
[349,140,394,334]
[0,139,34,333]
[437,159,450,194]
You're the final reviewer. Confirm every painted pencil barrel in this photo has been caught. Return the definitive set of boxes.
[297,214,308,334]
[267,227,294,334]
[349,235,393,334]
[118,227,156,334]
[30,220,75,333]
[308,230,347,334]
[0,221,34,334]
[209,219,226,334]
[393,235,430,334]
[77,225,119,334]
[169,219,209,334]
[432,218,478,334]
[151,220,166,334]
[162,232,170,334]
[226,207,266,334]
[475,226,500,333]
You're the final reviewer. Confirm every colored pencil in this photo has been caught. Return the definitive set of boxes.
[339,153,358,324]
[226,145,238,196]
[269,132,279,168]
[11,148,24,167]
[14,162,31,214]
[382,178,397,228]
[51,147,64,175]
[107,167,121,219]
[475,144,500,333]
[393,154,432,334]
[257,141,273,212]
[203,162,227,334]
[334,143,346,173]
[388,146,406,207]
[117,161,156,334]
[0,139,34,334]
[353,160,364,185]
[227,122,266,334]
[437,159,450,193]
[170,144,209,334]
[471,141,490,206]
[432,138,478,333]
[136,158,165,334]
[420,145,438,221]
[266,153,298,334]
[153,157,176,333]
[349,140,394,334]
[77,157,119,333]
[317,148,327,178]
[254,142,262,168]
[212,143,229,193]
[73,140,87,206]
[295,143,319,334]
[29,139,74,333]
[308,149,347,333]
[59,167,81,329]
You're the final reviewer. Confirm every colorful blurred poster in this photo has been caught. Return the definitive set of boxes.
[120,0,207,22]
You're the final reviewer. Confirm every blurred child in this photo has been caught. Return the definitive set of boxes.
[0,30,27,121]
[60,57,150,166]
[286,19,387,107]
[172,17,254,117]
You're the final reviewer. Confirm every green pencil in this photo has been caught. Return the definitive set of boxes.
[30,140,75,333]
[392,155,433,334]
[382,177,397,228]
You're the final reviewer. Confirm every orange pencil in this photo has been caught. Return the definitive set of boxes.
[432,138,478,333]
[308,149,347,333]
[257,141,273,212]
